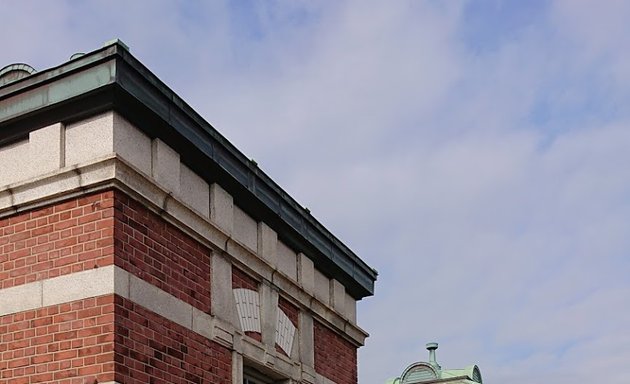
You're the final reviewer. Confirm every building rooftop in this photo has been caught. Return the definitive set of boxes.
[387,343,483,384]
[0,39,377,299]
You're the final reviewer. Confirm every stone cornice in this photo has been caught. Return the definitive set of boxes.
[0,41,377,299]
[0,155,368,346]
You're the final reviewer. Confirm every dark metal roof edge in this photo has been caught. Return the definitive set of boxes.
[0,44,123,100]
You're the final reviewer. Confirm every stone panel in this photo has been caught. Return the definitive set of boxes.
[257,222,277,268]
[233,204,257,251]
[112,113,152,175]
[277,240,297,281]
[345,292,357,323]
[151,138,180,193]
[179,163,210,217]
[211,183,233,234]
[0,139,29,185]
[313,269,330,305]
[331,279,346,315]
[65,112,114,166]
[29,122,64,174]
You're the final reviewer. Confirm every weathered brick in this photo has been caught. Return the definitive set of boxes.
[113,191,212,313]
[0,296,115,383]
[0,191,116,290]
[314,320,358,384]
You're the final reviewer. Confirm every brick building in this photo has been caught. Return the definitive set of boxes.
[0,40,377,384]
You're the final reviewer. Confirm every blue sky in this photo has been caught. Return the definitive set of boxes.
[3,1,630,383]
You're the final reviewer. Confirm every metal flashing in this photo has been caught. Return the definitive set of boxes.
[0,40,377,298]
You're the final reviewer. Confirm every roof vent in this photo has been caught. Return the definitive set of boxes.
[0,63,37,87]
[426,342,441,370]
[69,53,85,60]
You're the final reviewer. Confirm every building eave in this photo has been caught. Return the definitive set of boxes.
[0,41,377,299]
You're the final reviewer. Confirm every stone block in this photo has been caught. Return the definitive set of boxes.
[113,266,130,298]
[0,139,30,186]
[299,312,315,367]
[331,279,346,315]
[297,253,314,295]
[29,122,64,174]
[277,240,297,281]
[0,281,42,316]
[65,112,114,166]
[211,254,238,325]
[210,183,233,234]
[259,282,278,348]
[345,292,357,323]
[313,269,330,305]
[12,169,80,207]
[232,352,243,384]
[192,307,214,339]
[151,139,180,193]
[129,273,192,329]
[112,113,152,175]
[180,164,210,217]
[42,265,115,306]
[257,222,277,268]
[233,205,257,251]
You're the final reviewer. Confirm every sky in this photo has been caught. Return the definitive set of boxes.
[3,1,630,383]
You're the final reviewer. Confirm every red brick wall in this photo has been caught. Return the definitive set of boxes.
[232,267,258,290]
[113,191,212,313]
[0,191,115,290]
[0,295,115,384]
[0,190,235,383]
[314,321,358,384]
[114,295,232,384]
[1,189,364,384]
[278,297,298,327]
[0,189,212,312]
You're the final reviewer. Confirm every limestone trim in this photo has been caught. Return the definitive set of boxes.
[315,372,338,384]
[0,266,311,381]
[0,154,368,345]
[0,265,123,316]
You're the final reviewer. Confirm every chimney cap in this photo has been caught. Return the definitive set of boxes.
[426,342,438,351]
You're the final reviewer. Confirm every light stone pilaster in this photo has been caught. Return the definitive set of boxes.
[180,164,209,217]
[211,253,238,327]
[331,279,346,316]
[258,222,277,268]
[29,122,64,173]
[260,281,279,348]
[297,253,314,295]
[299,311,315,367]
[232,351,244,384]
[210,183,233,234]
[151,139,180,194]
